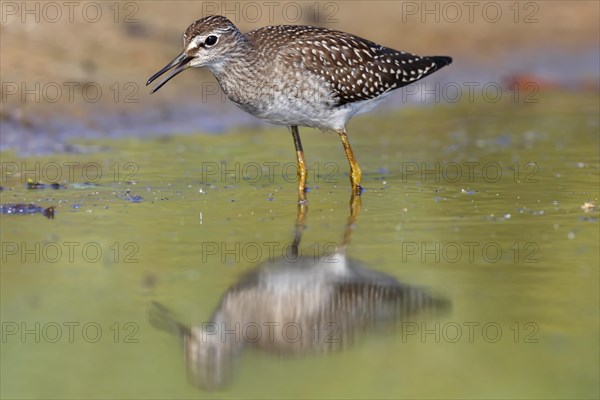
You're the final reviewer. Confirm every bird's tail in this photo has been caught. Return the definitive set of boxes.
[428,56,453,69]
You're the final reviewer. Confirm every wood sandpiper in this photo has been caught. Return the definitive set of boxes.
[147,15,452,199]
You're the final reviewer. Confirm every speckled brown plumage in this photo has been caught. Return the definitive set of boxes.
[148,15,452,195]
[247,24,451,106]
[153,15,451,128]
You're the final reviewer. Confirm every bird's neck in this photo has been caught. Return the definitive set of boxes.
[208,37,265,104]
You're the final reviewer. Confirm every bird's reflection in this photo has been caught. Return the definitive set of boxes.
[150,195,450,390]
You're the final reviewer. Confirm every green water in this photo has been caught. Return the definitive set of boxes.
[1,94,599,399]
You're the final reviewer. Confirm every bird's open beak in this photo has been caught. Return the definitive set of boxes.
[147,52,194,94]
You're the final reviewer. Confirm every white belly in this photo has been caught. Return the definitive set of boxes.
[217,74,391,130]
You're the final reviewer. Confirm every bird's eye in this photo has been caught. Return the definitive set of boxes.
[205,35,218,46]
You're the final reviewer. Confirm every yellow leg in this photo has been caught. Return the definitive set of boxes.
[337,129,363,195]
[342,193,362,247]
[291,126,308,203]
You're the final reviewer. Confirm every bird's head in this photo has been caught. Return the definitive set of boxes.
[147,15,244,93]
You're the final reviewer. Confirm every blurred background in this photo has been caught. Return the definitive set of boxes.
[1,0,598,153]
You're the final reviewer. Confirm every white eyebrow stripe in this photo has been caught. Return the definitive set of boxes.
[186,36,204,51]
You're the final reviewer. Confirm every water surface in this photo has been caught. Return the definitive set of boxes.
[1,94,598,398]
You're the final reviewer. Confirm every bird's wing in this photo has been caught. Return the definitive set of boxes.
[270,26,451,106]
